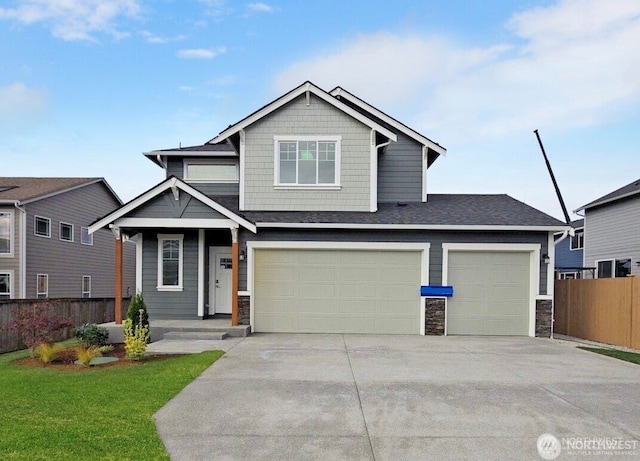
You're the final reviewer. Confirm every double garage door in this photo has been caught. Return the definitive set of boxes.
[252,247,533,336]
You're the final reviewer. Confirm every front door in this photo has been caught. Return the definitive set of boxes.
[210,252,232,314]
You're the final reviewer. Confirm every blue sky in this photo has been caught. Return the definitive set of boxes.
[1,0,639,220]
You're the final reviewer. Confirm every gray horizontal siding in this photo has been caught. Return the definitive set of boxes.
[240,229,550,295]
[378,132,423,203]
[584,196,640,276]
[141,230,200,319]
[25,182,135,298]
[167,158,183,178]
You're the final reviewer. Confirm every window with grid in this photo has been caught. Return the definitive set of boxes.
[276,137,339,185]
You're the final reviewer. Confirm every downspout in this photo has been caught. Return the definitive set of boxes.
[553,228,574,247]
[156,154,167,170]
[15,202,27,298]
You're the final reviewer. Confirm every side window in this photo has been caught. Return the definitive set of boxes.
[34,216,51,238]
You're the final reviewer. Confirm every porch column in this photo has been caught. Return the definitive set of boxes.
[113,226,123,324]
[231,227,239,326]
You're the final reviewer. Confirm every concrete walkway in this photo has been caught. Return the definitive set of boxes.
[154,335,640,460]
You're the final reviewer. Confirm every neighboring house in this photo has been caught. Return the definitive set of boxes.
[576,178,640,279]
[0,177,135,300]
[554,219,584,279]
[90,81,568,337]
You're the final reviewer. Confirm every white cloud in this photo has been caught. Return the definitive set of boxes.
[0,83,48,134]
[247,2,273,13]
[177,47,226,59]
[199,0,232,20]
[141,30,185,44]
[272,0,640,145]
[0,0,140,41]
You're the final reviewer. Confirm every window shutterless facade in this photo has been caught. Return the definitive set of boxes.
[184,160,239,182]
[81,227,93,245]
[157,234,183,291]
[60,222,74,242]
[274,136,341,187]
[569,229,584,250]
[37,274,48,298]
[0,211,12,256]
[0,271,11,299]
[34,216,51,238]
[82,276,91,298]
[596,258,631,278]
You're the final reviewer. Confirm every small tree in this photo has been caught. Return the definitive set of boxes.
[3,302,72,355]
[123,310,149,361]
[126,293,149,334]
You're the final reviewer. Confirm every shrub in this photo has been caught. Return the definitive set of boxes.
[126,293,149,336]
[72,323,109,347]
[3,302,73,354]
[75,345,102,367]
[123,310,149,361]
[34,342,65,364]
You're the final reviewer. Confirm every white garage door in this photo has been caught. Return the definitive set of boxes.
[253,248,422,334]
[446,251,531,335]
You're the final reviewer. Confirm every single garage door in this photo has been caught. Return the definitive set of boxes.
[446,251,531,335]
[253,248,422,334]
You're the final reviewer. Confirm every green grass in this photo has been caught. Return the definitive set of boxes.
[578,347,640,365]
[0,348,223,461]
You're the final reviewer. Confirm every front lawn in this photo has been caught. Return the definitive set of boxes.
[0,348,223,460]
[578,347,640,365]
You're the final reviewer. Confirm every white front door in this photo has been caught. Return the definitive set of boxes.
[210,252,232,314]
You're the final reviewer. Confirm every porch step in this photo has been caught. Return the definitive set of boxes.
[163,331,228,341]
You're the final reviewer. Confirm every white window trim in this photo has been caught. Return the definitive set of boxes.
[0,270,13,299]
[36,273,48,298]
[81,226,93,245]
[82,275,91,298]
[59,222,74,242]
[0,211,13,257]
[157,234,184,291]
[569,228,584,251]
[273,135,342,188]
[34,216,51,238]
[595,257,631,278]
[183,158,240,183]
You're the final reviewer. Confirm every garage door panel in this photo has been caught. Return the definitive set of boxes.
[254,248,422,334]
[447,250,531,336]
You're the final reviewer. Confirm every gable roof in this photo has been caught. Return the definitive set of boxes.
[210,194,567,230]
[577,177,640,211]
[88,176,256,234]
[0,177,121,205]
[329,86,446,162]
[143,143,237,167]
[208,81,398,144]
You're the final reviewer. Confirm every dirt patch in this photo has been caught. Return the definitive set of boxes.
[14,344,180,372]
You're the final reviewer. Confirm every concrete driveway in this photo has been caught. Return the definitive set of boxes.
[154,335,640,460]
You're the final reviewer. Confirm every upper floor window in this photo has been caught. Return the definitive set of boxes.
[34,216,51,238]
[157,234,183,291]
[0,272,11,299]
[81,227,93,245]
[60,222,74,242]
[597,258,631,278]
[570,229,584,250]
[274,136,341,186]
[184,160,239,182]
[0,212,12,256]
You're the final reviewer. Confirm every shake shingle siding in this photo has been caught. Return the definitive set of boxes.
[24,182,135,298]
[377,132,423,202]
[243,94,371,211]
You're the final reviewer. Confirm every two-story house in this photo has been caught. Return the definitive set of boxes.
[0,177,135,299]
[575,178,640,278]
[90,82,567,337]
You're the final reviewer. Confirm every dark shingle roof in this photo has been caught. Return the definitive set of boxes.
[571,218,584,228]
[0,177,101,203]
[154,144,234,153]
[212,194,566,228]
[579,178,640,210]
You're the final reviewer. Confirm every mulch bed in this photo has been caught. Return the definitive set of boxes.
[14,344,179,372]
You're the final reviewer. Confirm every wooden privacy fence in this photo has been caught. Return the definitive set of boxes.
[554,278,640,350]
[0,298,129,353]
